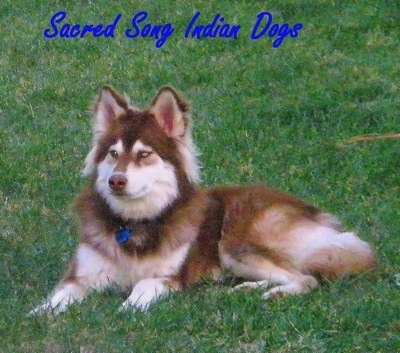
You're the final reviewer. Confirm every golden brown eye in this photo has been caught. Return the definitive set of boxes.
[109,150,118,159]
[138,150,152,159]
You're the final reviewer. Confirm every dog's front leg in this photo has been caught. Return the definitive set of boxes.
[29,279,87,315]
[120,278,180,312]
[30,244,120,315]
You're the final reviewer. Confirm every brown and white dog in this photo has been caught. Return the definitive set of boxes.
[31,86,376,314]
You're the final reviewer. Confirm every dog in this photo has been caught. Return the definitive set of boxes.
[31,86,377,315]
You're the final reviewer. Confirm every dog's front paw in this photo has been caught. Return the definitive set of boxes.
[29,302,58,316]
[118,298,149,313]
[118,278,170,313]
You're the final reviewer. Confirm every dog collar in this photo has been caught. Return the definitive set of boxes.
[115,226,133,244]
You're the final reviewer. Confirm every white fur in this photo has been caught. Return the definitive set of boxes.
[220,247,319,299]
[177,131,201,184]
[83,131,201,183]
[222,219,374,299]
[283,225,372,268]
[95,140,179,220]
[261,276,319,298]
[32,86,376,316]
[75,242,190,290]
[94,90,126,139]
[30,245,118,315]
[29,282,87,315]
[31,241,191,314]
[219,249,296,284]
[82,146,98,176]
[231,277,319,298]
[120,278,173,311]
[82,89,140,176]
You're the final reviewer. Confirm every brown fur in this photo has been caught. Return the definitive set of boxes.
[72,180,376,291]
[31,85,377,315]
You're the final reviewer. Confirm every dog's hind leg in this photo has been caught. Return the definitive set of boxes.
[30,244,120,315]
[219,244,318,299]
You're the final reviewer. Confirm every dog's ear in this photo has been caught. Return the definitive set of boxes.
[92,86,129,138]
[149,87,189,138]
[83,87,129,176]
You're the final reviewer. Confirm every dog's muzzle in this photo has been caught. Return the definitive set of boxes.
[108,174,127,192]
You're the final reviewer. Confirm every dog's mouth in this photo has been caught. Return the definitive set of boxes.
[111,190,128,197]
[110,187,149,200]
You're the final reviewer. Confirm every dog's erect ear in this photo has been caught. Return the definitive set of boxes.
[83,87,129,177]
[149,87,189,138]
[93,86,129,138]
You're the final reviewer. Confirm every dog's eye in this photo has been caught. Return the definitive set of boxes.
[109,150,119,159]
[138,150,152,159]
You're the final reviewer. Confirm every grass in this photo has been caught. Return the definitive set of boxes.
[1,0,400,351]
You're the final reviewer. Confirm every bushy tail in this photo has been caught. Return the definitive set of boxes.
[305,232,377,279]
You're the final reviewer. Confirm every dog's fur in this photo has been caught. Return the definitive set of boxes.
[31,86,377,314]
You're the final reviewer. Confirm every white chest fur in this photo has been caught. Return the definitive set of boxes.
[74,241,190,290]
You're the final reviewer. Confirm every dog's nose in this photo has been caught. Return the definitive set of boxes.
[108,174,127,191]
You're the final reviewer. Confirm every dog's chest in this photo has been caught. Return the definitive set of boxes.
[92,220,197,285]
[115,221,161,255]
[121,242,191,285]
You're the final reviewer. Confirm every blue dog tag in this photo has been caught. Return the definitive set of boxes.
[115,226,133,244]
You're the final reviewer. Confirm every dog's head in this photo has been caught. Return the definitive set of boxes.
[83,86,200,221]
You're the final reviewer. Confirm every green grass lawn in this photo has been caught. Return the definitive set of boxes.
[1,0,400,352]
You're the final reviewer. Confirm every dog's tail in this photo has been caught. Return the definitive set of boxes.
[304,230,377,279]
